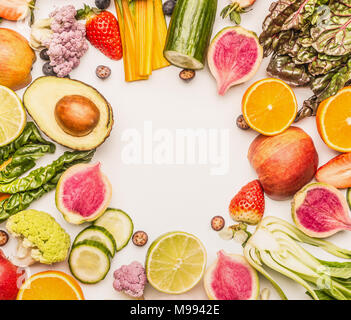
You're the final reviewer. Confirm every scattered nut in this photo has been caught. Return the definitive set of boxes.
[211,216,225,231]
[0,230,9,246]
[236,114,250,130]
[96,65,111,79]
[179,69,195,82]
[132,231,148,247]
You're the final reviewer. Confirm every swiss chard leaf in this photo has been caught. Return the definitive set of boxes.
[282,0,318,31]
[259,0,307,56]
[311,3,351,56]
[267,54,311,86]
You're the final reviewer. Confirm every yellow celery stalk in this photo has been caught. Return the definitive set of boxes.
[135,0,154,77]
[152,0,170,70]
[115,0,147,82]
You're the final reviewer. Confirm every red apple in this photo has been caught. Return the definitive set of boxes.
[0,249,24,300]
[248,127,319,200]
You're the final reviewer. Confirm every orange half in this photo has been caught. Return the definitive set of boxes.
[317,86,351,152]
[17,270,85,300]
[242,78,297,136]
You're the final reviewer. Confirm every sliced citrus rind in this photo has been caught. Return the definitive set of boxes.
[17,270,84,300]
[242,78,297,136]
[0,85,26,146]
[317,86,351,152]
[146,231,207,295]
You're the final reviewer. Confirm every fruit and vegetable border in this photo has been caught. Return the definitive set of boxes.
[1,0,351,301]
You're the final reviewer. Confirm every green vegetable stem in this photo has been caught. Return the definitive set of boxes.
[244,217,351,300]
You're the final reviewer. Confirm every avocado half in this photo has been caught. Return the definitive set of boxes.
[23,76,114,151]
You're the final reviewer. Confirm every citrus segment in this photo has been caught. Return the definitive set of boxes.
[17,270,84,300]
[317,86,351,152]
[0,85,26,146]
[146,232,206,294]
[242,78,297,136]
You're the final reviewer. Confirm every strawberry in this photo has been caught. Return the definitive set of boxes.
[77,5,122,60]
[316,153,351,189]
[220,0,256,24]
[229,180,265,225]
[0,0,33,21]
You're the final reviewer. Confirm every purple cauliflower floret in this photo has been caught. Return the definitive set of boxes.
[44,5,88,77]
[113,261,147,298]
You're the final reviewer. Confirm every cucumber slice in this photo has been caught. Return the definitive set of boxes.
[69,240,110,284]
[347,188,351,210]
[73,226,116,257]
[94,208,133,251]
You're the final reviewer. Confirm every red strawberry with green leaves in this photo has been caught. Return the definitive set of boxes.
[229,180,265,225]
[77,5,122,60]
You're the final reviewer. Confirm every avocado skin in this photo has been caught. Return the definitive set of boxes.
[23,76,114,151]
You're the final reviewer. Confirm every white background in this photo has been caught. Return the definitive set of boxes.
[1,0,350,300]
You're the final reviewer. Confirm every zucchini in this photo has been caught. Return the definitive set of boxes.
[347,188,351,210]
[69,240,110,284]
[94,208,134,251]
[73,226,116,257]
[164,0,217,70]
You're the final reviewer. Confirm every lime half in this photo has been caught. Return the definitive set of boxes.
[146,231,207,294]
[0,85,26,146]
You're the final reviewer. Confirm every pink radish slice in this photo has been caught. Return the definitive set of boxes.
[208,26,263,96]
[62,163,106,217]
[204,250,259,300]
[292,183,351,238]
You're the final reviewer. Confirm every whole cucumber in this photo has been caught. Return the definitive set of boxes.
[164,0,218,70]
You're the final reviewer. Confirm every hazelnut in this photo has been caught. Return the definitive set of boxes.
[55,95,100,137]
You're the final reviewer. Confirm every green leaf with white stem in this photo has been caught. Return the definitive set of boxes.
[244,244,288,300]
[244,217,351,300]
[261,217,351,259]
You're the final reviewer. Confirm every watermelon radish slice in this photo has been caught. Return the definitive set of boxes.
[204,250,259,300]
[208,26,263,96]
[56,162,112,225]
[292,183,351,238]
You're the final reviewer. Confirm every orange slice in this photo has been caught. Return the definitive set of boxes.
[242,78,297,136]
[317,86,351,152]
[17,271,85,300]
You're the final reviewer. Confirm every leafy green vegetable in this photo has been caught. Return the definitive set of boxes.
[244,217,351,300]
[267,54,311,86]
[0,150,95,194]
[0,143,56,184]
[0,150,95,222]
[0,122,55,162]
[0,122,56,183]
[260,0,351,120]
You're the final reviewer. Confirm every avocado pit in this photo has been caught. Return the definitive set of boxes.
[55,95,100,137]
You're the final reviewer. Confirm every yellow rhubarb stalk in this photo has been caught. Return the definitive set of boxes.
[152,0,170,70]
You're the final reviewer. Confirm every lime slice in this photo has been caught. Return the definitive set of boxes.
[0,85,26,146]
[146,231,207,294]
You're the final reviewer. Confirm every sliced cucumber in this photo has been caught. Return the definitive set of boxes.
[94,208,133,251]
[69,240,110,284]
[73,226,116,257]
[347,188,351,210]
